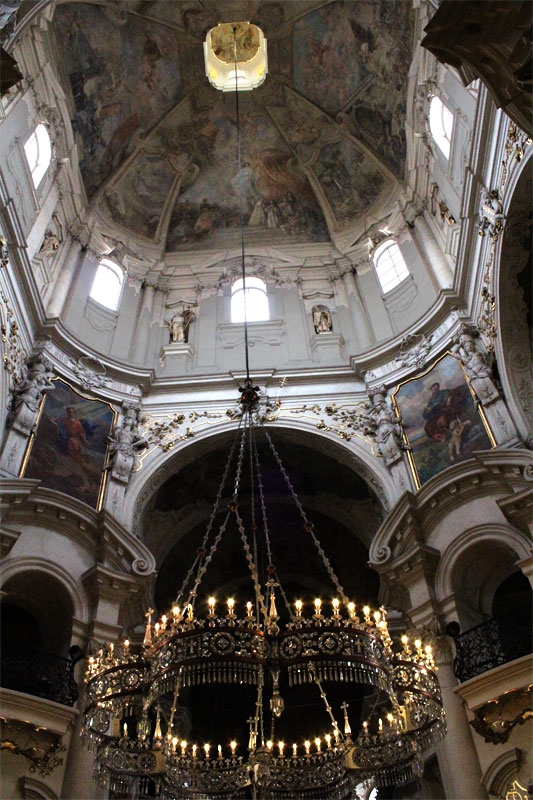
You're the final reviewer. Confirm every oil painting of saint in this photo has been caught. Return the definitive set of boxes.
[393,354,494,486]
[22,379,114,509]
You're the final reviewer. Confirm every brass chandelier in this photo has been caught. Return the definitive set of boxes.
[81,24,446,798]
[82,383,445,798]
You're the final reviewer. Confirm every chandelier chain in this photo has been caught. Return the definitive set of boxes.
[262,427,349,604]
[175,420,244,607]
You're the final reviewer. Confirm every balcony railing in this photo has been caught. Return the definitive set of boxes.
[0,643,80,706]
[447,615,533,683]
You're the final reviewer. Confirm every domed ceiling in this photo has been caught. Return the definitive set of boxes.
[52,0,414,258]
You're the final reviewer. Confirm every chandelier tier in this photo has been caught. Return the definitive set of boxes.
[82,24,445,798]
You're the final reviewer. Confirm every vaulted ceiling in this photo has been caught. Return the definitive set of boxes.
[51,0,414,260]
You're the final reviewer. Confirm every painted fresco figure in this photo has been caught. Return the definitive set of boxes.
[58,406,91,464]
[422,381,467,442]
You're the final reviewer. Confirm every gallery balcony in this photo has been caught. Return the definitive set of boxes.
[0,643,81,707]
[446,615,532,683]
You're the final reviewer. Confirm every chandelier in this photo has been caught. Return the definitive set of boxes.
[81,24,446,799]
[82,386,445,798]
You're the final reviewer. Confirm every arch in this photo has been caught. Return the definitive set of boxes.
[127,417,396,535]
[435,524,531,628]
[20,776,59,800]
[481,748,521,799]
[1,569,74,656]
[124,420,395,618]
[494,151,533,445]
[141,422,385,619]
[0,557,89,627]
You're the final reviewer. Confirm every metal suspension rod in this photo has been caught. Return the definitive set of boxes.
[233,26,251,382]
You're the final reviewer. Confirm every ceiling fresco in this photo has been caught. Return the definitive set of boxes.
[52,0,414,256]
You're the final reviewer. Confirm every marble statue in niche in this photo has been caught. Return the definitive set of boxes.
[167,305,196,344]
[312,304,332,333]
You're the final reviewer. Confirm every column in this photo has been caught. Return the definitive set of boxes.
[341,268,374,349]
[413,214,454,290]
[131,282,155,364]
[46,238,85,319]
[436,654,487,799]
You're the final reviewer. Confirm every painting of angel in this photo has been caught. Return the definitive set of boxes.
[393,354,494,486]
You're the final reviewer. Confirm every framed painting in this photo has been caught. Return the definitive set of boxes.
[22,379,115,509]
[392,354,495,487]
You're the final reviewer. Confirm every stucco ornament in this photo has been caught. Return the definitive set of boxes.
[10,355,55,435]
[395,332,433,369]
[105,405,148,484]
[71,356,108,390]
[478,189,505,240]
[0,235,8,268]
[450,325,499,404]
[364,386,406,464]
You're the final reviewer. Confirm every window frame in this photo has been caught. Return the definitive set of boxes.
[428,95,454,160]
[89,258,125,312]
[372,239,410,295]
[231,276,269,323]
[24,122,52,189]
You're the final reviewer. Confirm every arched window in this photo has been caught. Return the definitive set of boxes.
[429,96,454,159]
[24,123,52,188]
[90,259,124,311]
[231,277,269,323]
[373,240,410,293]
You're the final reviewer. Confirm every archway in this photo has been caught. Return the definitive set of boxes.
[497,154,533,444]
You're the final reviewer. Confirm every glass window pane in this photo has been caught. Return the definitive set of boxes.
[429,97,453,159]
[24,123,52,188]
[90,260,124,310]
[231,278,269,322]
[373,241,409,294]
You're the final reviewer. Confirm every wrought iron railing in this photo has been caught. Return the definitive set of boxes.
[447,615,532,683]
[0,643,80,706]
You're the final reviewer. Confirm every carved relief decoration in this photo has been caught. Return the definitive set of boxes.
[1,288,27,390]
[395,332,433,369]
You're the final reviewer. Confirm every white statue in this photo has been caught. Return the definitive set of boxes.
[364,387,405,464]
[105,406,148,483]
[450,326,499,403]
[168,306,196,344]
[312,304,332,334]
[11,357,55,433]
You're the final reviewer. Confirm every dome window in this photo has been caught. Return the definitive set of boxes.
[373,240,410,294]
[231,277,269,323]
[90,259,124,311]
[429,96,454,159]
[24,122,52,188]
